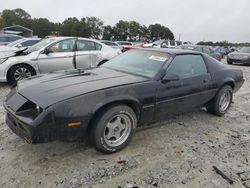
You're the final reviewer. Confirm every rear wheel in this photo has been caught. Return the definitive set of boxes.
[206,85,233,116]
[8,64,35,86]
[90,104,137,154]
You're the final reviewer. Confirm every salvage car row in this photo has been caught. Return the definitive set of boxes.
[0,35,249,85]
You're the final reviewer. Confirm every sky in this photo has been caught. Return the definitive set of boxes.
[1,0,250,43]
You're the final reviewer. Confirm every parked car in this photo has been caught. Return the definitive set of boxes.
[142,40,163,48]
[0,37,121,85]
[6,38,41,48]
[0,38,41,58]
[0,34,23,46]
[177,45,222,61]
[115,41,134,52]
[100,40,122,50]
[227,47,250,65]
[4,48,244,153]
[143,40,182,48]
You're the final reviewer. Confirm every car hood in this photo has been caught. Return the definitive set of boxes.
[17,68,148,108]
[0,47,29,58]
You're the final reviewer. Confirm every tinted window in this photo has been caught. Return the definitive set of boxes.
[103,50,170,78]
[49,39,75,53]
[8,36,22,42]
[95,43,102,50]
[20,40,39,47]
[239,47,250,53]
[169,40,176,46]
[77,40,102,51]
[167,55,207,78]
[176,41,182,46]
[0,37,8,42]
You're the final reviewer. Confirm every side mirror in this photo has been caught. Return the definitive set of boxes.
[43,48,51,55]
[162,73,180,83]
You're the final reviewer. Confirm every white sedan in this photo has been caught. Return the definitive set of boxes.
[0,37,121,85]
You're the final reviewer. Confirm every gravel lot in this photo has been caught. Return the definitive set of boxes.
[0,59,250,188]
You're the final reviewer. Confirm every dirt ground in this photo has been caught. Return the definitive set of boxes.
[0,59,250,188]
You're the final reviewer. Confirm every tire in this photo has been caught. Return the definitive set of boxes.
[90,104,137,154]
[227,61,232,65]
[206,85,233,116]
[8,64,35,86]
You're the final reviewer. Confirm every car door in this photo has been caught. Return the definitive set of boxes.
[37,39,76,73]
[155,54,213,120]
[88,42,103,67]
[75,39,92,69]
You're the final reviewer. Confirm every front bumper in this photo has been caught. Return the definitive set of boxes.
[4,90,90,144]
[227,57,250,65]
[4,102,57,143]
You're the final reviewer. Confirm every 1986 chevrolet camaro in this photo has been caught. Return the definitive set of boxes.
[4,49,244,153]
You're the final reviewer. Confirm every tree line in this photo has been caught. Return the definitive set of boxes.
[0,8,175,41]
[197,41,250,47]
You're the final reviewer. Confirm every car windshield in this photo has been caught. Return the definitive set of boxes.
[27,38,55,53]
[102,50,170,78]
[239,47,250,53]
[7,38,26,47]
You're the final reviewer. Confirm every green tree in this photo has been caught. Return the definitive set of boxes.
[31,18,55,37]
[0,9,31,28]
[102,25,113,40]
[85,17,104,39]
[113,20,129,41]
[148,24,174,41]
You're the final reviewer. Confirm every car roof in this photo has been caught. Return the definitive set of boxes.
[134,48,202,55]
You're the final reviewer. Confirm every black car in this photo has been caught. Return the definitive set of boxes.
[4,49,244,153]
[227,47,250,65]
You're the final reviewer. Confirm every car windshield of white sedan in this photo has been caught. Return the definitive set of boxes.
[239,47,250,53]
[102,50,170,78]
[27,38,55,53]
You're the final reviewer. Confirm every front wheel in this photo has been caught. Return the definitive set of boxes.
[206,85,233,116]
[90,105,137,154]
[8,64,35,86]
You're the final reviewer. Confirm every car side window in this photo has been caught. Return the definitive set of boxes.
[95,43,102,51]
[76,40,97,51]
[48,39,75,53]
[167,55,207,78]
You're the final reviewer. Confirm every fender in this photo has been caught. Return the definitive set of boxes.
[92,95,141,116]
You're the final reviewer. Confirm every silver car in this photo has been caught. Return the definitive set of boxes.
[0,37,121,85]
[0,34,23,46]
